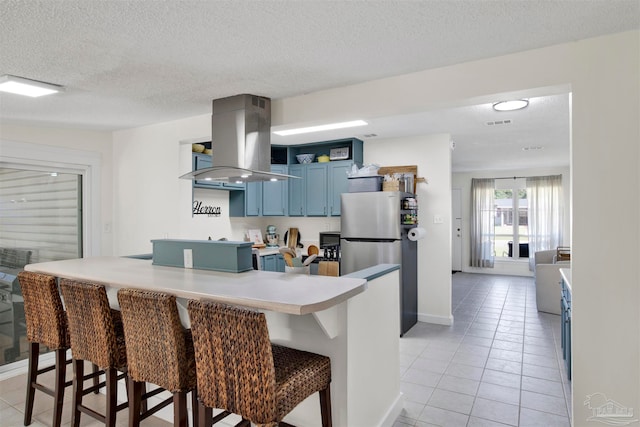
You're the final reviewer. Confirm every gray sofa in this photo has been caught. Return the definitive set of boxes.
[534,250,570,315]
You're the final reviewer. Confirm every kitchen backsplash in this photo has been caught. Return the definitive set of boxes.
[229,217,340,249]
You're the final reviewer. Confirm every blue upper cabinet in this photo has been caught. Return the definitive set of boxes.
[328,161,352,216]
[305,164,328,216]
[229,138,363,217]
[192,153,245,190]
[288,164,305,216]
[245,181,263,216]
[262,165,288,216]
[286,160,354,217]
[235,165,288,217]
[192,153,222,189]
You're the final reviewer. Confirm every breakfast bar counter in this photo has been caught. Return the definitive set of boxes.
[25,256,367,315]
[25,256,403,427]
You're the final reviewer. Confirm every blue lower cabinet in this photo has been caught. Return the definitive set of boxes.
[261,254,285,272]
[262,254,276,271]
[560,279,571,380]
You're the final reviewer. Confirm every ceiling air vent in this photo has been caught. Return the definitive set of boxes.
[486,119,512,126]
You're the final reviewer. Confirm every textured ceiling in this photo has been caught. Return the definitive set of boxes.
[0,0,638,171]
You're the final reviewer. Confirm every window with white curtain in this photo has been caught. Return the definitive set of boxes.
[470,178,496,268]
[526,175,563,269]
[471,175,563,269]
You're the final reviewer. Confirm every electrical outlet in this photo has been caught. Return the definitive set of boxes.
[434,215,444,224]
[183,249,193,269]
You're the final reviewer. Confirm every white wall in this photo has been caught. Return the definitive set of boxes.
[112,115,210,255]
[453,166,571,277]
[365,134,453,324]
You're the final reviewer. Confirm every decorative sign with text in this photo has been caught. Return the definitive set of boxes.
[193,200,221,216]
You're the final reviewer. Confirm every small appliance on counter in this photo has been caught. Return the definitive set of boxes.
[265,225,279,247]
[323,245,340,261]
[319,231,341,249]
[319,231,341,261]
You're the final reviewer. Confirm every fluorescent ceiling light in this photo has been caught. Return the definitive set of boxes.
[273,120,367,136]
[492,99,529,111]
[0,74,64,97]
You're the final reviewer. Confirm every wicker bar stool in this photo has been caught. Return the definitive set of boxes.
[188,300,332,427]
[18,271,71,427]
[59,279,129,427]
[117,288,202,427]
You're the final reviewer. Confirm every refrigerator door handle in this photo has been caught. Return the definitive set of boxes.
[342,238,398,243]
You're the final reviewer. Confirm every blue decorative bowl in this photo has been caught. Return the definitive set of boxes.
[296,153,315,164]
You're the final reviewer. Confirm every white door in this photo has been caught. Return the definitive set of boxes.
[452,188,462,271]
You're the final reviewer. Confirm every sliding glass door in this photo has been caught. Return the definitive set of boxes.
[0,166,82,365]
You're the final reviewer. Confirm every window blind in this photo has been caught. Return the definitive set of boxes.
[0,168,82,263]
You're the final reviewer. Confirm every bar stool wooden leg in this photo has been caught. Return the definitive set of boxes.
[198,402,212,427]
[190,388,198,425]
[52,348,67,427]
[24,342,38,425]
[71,359,84,427]
[105,368,119,427]
[127,377,142,427]
[92,363,100,394]
[173,391,187,427]
[320,385,332,427]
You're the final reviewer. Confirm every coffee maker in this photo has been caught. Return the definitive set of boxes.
[265,225,279,247]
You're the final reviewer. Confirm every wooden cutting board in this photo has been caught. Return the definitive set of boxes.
[318,261,339,277]
[287,228,299,250]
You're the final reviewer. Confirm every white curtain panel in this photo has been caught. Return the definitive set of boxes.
[471,178,496,268]
[526,175,563,269]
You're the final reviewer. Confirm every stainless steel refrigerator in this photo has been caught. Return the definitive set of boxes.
[340,191,418,336]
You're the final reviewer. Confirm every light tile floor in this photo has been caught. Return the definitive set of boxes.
[0,272,571,427]
[395,273,572,427]
[0,363,174,427]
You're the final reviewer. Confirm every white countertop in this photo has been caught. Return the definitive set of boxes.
[256,247,282,256]
[25,256,366,315]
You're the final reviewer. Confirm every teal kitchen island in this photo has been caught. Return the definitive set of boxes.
[25,256,403,427]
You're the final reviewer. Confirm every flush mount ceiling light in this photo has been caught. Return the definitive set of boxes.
[0,74,65,97]
[273,120,367,136]
[492,99,529,112]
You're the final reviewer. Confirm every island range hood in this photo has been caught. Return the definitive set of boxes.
[180,94,297,183]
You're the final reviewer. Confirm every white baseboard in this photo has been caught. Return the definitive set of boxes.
[418,313,454,326]
[378,392,405,427]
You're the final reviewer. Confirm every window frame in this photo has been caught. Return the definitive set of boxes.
[0,139,102,258]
